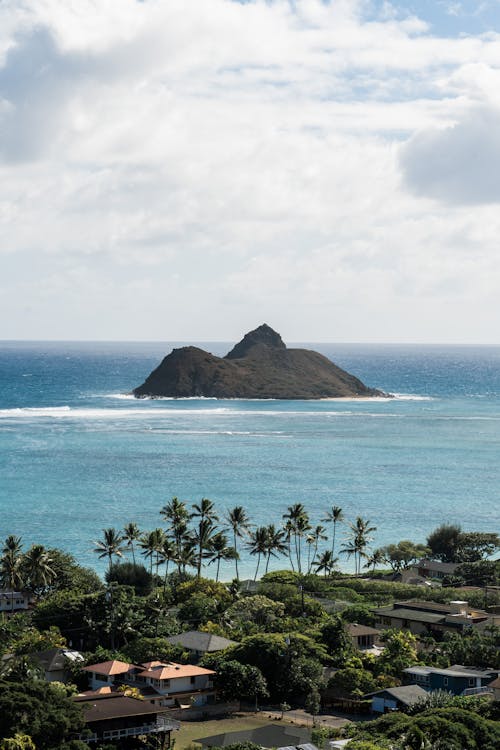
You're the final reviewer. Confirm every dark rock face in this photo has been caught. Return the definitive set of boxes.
[132,324,386,399]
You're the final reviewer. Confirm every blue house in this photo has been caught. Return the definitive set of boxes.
[404,664,498,696]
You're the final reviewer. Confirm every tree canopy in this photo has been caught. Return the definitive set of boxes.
[0,679,86,750]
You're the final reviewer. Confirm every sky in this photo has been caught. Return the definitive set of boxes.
[1,0,500,343]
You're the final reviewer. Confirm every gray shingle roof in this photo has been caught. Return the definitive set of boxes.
[166,630,237,652]
[417,559,459,574]
[346,624,381,637]
[405,664,498,679]
[33,648,83,672]
[198,724,311,748]
[374,606,446,624]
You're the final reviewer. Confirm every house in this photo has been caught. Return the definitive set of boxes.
[32,647,83,682]
[346,623,382,651]
[365,684,428,713]
[166,630,238,660]
[0,590,30,613]
[373,600,495,637]
[82,659,216,708]
[403,664,498,696]
[74,692,180,744]
[197,724,311,748]
[415,559,459,581]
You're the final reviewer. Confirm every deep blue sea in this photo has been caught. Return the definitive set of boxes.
[1,341,499,579]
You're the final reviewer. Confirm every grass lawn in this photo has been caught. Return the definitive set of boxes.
[173,713,283,749]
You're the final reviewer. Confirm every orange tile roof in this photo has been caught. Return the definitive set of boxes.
[82,659,134,676]
[137,662,215,680]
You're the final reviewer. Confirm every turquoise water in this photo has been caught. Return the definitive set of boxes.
[0,341,499,579]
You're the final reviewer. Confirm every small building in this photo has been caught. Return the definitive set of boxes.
[488,675,500,700]
[373,600,494,637]
[166,631,238,660]
[346,623,382,651]
[415,559,459,581]
[74,692,180,744]
[404,664,498,696]
[0,590,30,613]
[365,684,428,713]
[32,647,83,682]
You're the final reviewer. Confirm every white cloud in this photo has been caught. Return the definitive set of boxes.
[0,0,500,341]
[400,106,500,204]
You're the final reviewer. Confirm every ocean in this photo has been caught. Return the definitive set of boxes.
[1,340,499,580]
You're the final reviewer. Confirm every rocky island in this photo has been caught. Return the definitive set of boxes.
[132,324,386,399]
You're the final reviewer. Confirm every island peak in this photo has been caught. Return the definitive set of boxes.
[225,323,286,359]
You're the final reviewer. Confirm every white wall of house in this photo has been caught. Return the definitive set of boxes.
[0,592,29,612]
[144,673,212,695]
[89,673,116,690]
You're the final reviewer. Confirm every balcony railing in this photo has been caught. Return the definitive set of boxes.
[78,717,180,743]
[461,686,493,697]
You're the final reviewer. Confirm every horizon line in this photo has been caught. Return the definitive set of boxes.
[1,338,500,347]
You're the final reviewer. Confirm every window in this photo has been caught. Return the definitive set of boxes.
[443,678,448,687]
[414,674,430,685]
[468,678,475,687]
[190,676,196,685]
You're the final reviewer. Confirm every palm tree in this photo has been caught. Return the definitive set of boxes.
[177,538,197,575]
[225,506,251,580]
[364,548,385,575]
[191,498,219,578]
[306,525,328,574]
[314,550,338,577]
[161,496,190,526]
[341,516,377,574]
[170,519,191,573]
[160,538,177,593]
[160,497,190,567]
[22,544,56,595]
[282,520,295,572]
[206,532,238,582]
[0,550,24,610]
[294,514,311,574]
[123,522,141,567]
[282,503,310,573]
[263,524,288,574]
[139,529,165,576]
[322,505,344,558]
[0,536,24,607]
[246,526,269,581]
[2,535,23,557]
[94,528,124,574]
[192,518,218,579]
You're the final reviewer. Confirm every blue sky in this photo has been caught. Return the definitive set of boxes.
[0,0,499,342]
[371,1,499,36]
